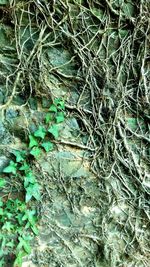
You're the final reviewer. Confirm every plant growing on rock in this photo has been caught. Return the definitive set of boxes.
[0,98,65,266]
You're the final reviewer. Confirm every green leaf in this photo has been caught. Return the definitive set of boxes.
[54,98,65,110]
[41,141,54,152]
[0,179,6,188]
[19,162,30,172]
[17,237,31,254]
[3,161,17,175]
[13,251,24,267]
[25,183,41,202]
[6,241,14,248]
[0,258,5,267]
[1,236,6,249]
[29,135,38,148]
[56,112,65,123]
[0,199,3,207]
[23,240,31,254]
[24,172,36,188]
[2,221,14,231]
[6,212,13,219]
[31,225,39,235]
[16,214,23,225]
[34,126,46,139]
[25,221,30,229]
[13,150,27,163]
[48,124,59,139]
[17,201,26,212]
[45,113,52,124]
[31,183,41,201]
[0,208,3,215]
[49,104,57,112]
[30,147,41,158]
[25,186,32,203]
[22,209,37,226]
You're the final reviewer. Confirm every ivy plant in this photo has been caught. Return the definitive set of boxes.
[0,98,65,266]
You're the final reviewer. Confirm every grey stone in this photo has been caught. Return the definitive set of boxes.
[58,118,80,140]
[29,123,37,134]
[6,109,19,120]
[46,47,77,76]
[42,97,50,108]
[0,91,4,104]
[29,97,37,110]
[69,91,79,105]
[0,122,6,138]
[0,122,12,144]
[13,96,26,105]
[68,118,80,130]
[0,156,10,173]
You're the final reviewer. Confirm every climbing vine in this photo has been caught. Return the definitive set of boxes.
[0,98,65,267]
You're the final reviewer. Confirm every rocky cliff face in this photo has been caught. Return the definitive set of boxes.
[0,1,149,267]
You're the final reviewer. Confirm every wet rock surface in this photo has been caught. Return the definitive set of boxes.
[0,1,149,267]
[0,155,10,173]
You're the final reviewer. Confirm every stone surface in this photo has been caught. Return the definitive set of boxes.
[0,2,149,265]
[41,97,50,108]
[0,155,10,173]
[0,90,4,104]
[29,98,38,110]
[0,121,12,144]
[6,108,19,120]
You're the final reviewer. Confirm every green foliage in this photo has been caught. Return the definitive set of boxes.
[17,236,32,254]
[56,112,65,123]
[29,135,38,148]
[22,209,37,226]
[3,161,17,175]
[0,258,5,267]
[54,98,65,110]
[0,179,6,188]
[14,251,26,267]
[41,141,53,152]
[48,124,59,139]
[19,162,30,172]
[25,183,41,202]
[0,98,65,266]
[30,146,41,158]
[45,113,52,124]
[24,171,36,188]
[49,98,65,112]
[49,104,57,112]
[13,150,27,163]
[0,198,37,265]
[34,126,46,139]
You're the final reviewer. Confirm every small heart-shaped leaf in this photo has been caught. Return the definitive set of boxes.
[41,141,54,152]
[45,113,52,124]
[34,126,46,139]
[13,150,27,162]
[19,162,30,172]
[29,135,38,148]
[30,147,41,158]
[48,124,59,139]
[3,161,17,175]
[54,98,65,110]
[56,112,65,123]
[49,104,57,112]
[25,183,41,202]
